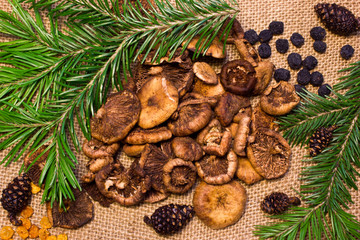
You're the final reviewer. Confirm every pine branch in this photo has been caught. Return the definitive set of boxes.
[254,61,360,239]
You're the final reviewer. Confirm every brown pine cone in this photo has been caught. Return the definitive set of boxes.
[261,192,301,214]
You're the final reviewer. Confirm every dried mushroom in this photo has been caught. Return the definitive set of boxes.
[87,156,114,173]
[46,189,94,229]
[220,60,257,96]
[251,104,279,132]
[219,17,244,43]
[163,158,197,194]
[140,49,192,67]
[24,145,49,184]
[236,157,263,185]
[234,39,261,67]
[192,74,225,98]
[193,181,247,229]
[168,101,212,137]
[195,150,238,185]
[137,76,179,129]
[228,122,239,138]
[233,108,252,157]
[185,36,226,59]
[95,161,151,206]
[91,90,140,144]
[139,144,169,193]
[122,144,146,157]
[82,182,114,207]
[253,61,275,95]
[82,139,120,159]
[160,141,175,159]
[171,137,204,161]
[196,119,232,156]
[124,126,172,145]
[260,81,300,116]
[144,189,169,203]
[247,128,291,179]
[193,62,217,85]
[215,92,250,126]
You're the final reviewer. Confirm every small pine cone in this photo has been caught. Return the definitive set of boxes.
[1,174,32,226]
[309,125,336,157]
[144,204,194,235]
[261,192,301,215]
[315,3,360,35]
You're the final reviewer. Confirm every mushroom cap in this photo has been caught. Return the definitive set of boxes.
[218,17,244,43]
[192,75,225,98]
[122,144,146,157]
[171,137,204,161]
[236,157,263,185]
[193,62,218,85]
[24,145,49,185]
[163,158,197,194]
[167,102,212,137]
[46,189,94,229]
[82,139,120,159]
[139,144,169,193]
[193,180,247,229]
[82,182,114,207]
[220,60,257,96]
[253,60,275,95]
[233,39,261,67]
[185,36,226,59]
[195,150,238,185]
[215,92,250,126]
[144,189,169,203]
[124,126,172,145]
[247,128,291,179]
[260,81,300,116]
[251,104,279,132]
[91,90,140,144]
[137,76,179,129]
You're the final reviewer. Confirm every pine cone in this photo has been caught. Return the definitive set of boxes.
[1,174,32,226]
[315,3,360,35]
[144,204,194,235]
[309,125,336,157]
[261,192,301,214]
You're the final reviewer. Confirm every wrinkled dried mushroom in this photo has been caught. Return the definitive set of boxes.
[82,182,114,207]
[247,128,291,179]
[192,75,225,98]
[251,104,279,132]
[195,150,238,185]
[215,92,250,126]
[220,60,257,96]
[122,144,146,157]
[163,158,197,194]
[46,189,94,229]
[233,108,251,157]
[253,61,275,95]
[185,36,226,59]
[193,62,217,85]
[82,139,120,159]
[260,81,300,116]
[171,137,204,161]
[91,90,140,143]
[236,157,263,185]
[124,126,172,145]
[144,189,169,203]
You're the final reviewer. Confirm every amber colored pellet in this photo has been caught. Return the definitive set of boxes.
[46,236,57,240]
[0,226,14,240]
[28,225,40,239]
[16,226,29,239]
[39,229,50,240]
[20,206,34,218]
[20,218,32,230]
[57,234,68,240]
[30,182,41,194]
[40,217,52,229]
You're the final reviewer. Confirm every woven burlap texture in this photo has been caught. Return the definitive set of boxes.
[0,0,359,239]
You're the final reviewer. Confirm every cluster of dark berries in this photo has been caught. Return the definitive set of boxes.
[310,26,327,53]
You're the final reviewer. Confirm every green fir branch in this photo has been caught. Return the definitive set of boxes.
[254,61,360,239]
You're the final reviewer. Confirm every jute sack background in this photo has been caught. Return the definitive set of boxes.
[0,0,359,239]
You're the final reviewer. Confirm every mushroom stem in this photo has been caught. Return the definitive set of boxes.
[233,39,259,67]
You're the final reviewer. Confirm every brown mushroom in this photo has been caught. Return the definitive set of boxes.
[234,39,261,67]
[228,122,239,138]
[218,17,244,43]
[140,48,192,67]
[137,76,179,129]
[46,189,94,229]
[82,139,120,159]
[253,61,275,95]
[236,157,263,185]
[163,158,197,194]
[82,182,114,207]
[195,150,238,185]
[91,90,140,144]
[160,140,175,159]
[233,108,252,157]
[260,81,300,116]
[193,62,218,85]
[192,74,225,98]
[171,137,204,161]
[122,144,146,157]
[184,36,226,59]
[95,161,151,206]
[139,144,169,193]
[220,60,257,96]
[24,145,49,185]
[215,92,250,126]
[124,126,172,145]
[144,189,169,203]
[87,156,114,173]
[247,128,291,179]
[196,119,232,156]
[251,104,279,132]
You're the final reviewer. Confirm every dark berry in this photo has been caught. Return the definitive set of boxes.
[287,53,302,70]
[340,44,354,60]
[297,69,311,85]
[310,26,326,41]
[313,41,327,53]
[318,84,332,97]
[303,56,318,70]
[259,30,273,43]
[310,71,324,86]
[258,43,271,58]
[275,39,289,54]
[274,68,290,82]
[294,84,307,95]
[290,33,304,48]
[269,21,284,35]
[244,29,259,45]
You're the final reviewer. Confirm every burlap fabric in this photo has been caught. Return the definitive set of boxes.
[0,0,359,239]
